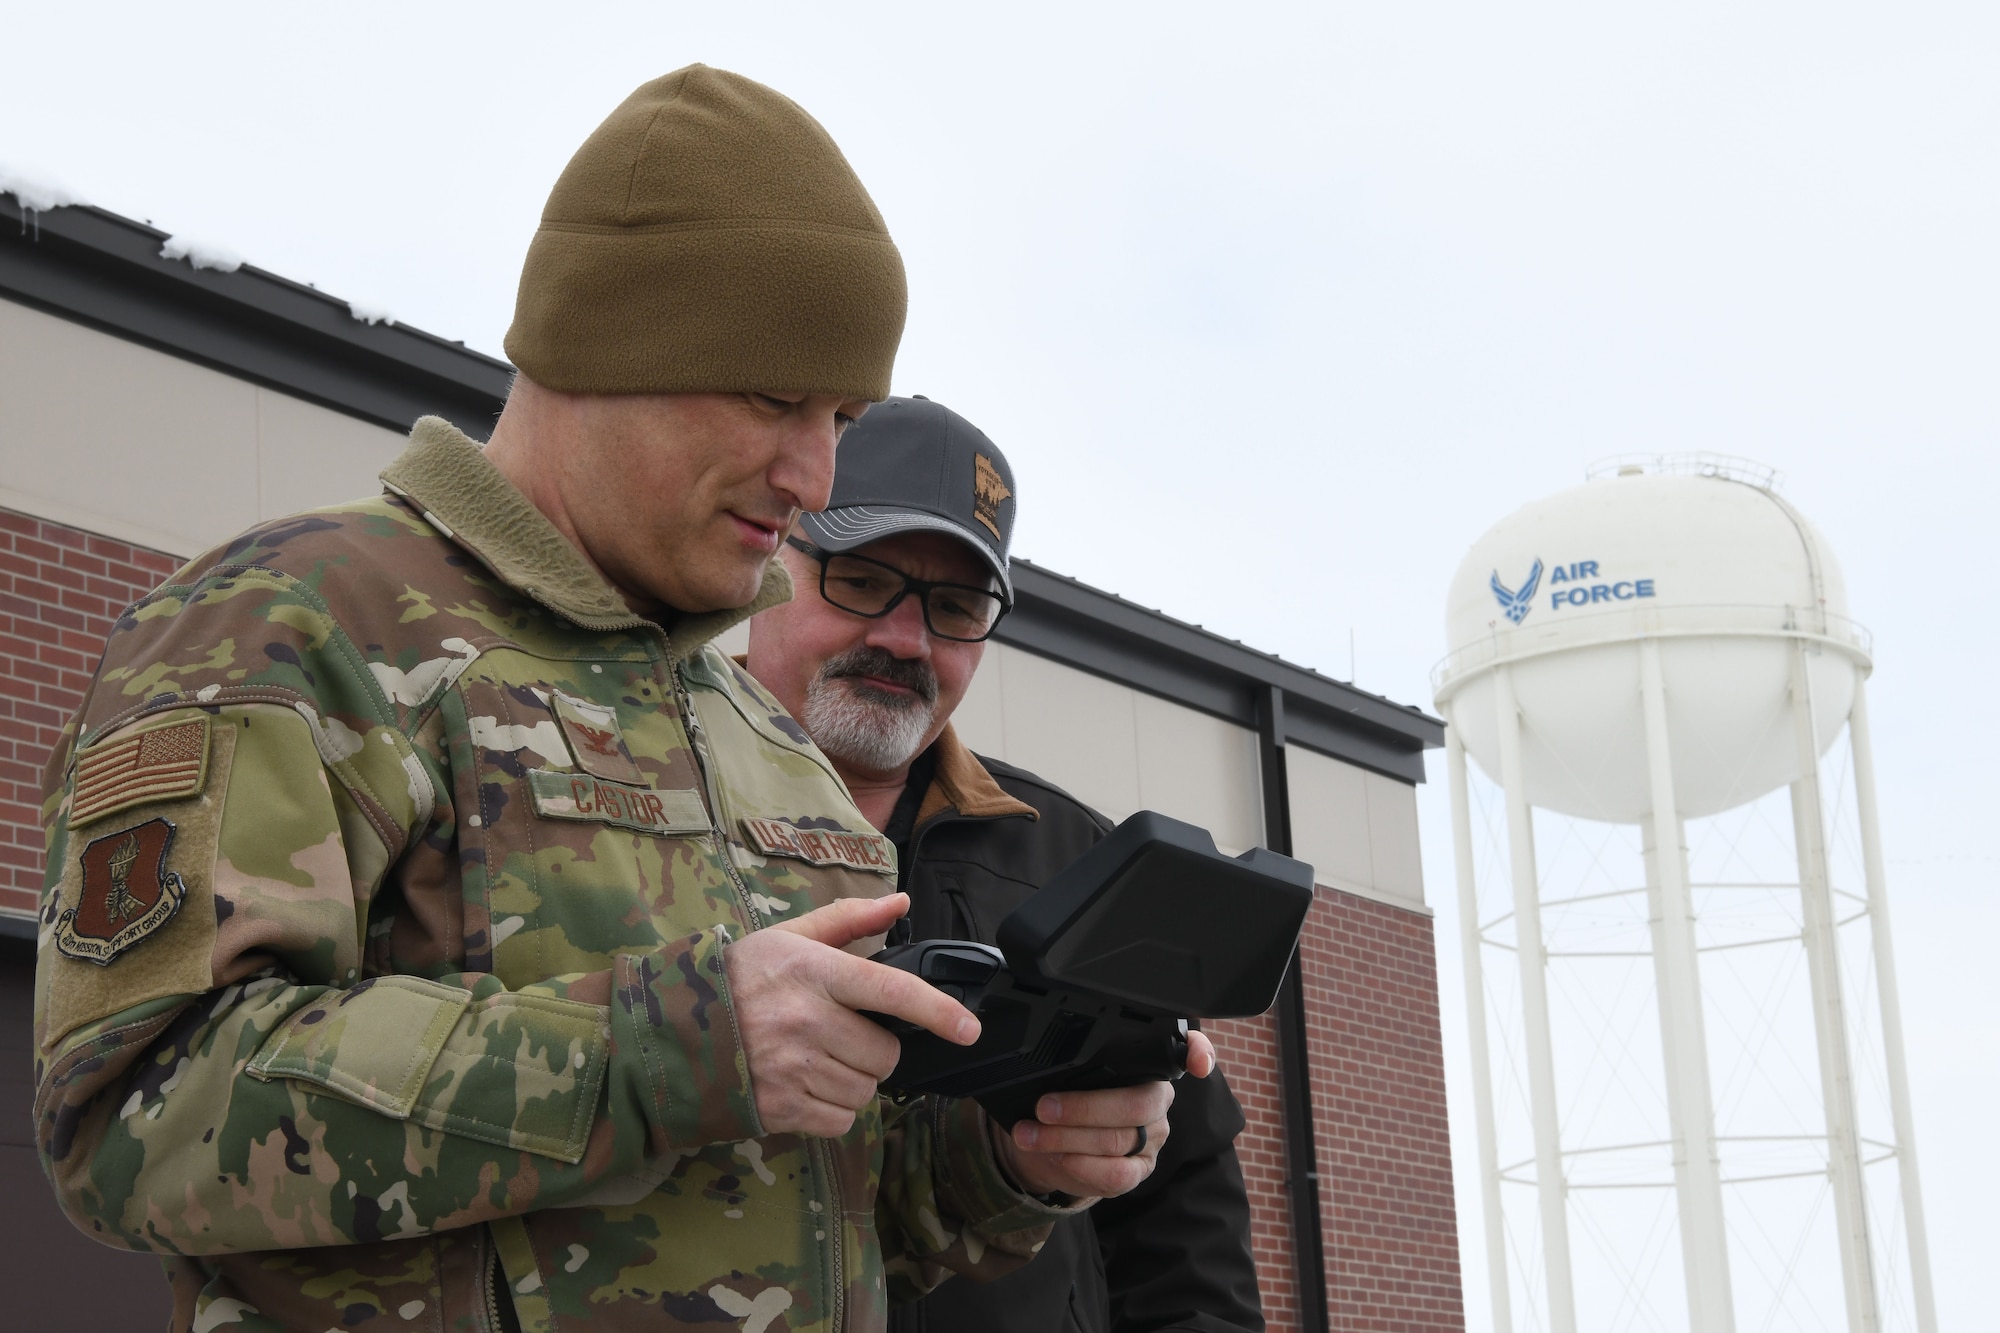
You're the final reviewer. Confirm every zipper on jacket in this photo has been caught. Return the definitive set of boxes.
[484,1249,502,1333]
[672,658,764,931]
[814,1136,846,1333]
[676,654,850,1328]
[934,871,979,941]
[483,1234,521,1333]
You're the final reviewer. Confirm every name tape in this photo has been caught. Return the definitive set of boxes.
[528,770,711,837]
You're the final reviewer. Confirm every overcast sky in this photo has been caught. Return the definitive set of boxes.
[5,2,1994,1327]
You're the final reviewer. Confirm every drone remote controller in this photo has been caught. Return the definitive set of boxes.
[864,810,1314,1127]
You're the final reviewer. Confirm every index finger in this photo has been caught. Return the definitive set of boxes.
[823,951,981,1046]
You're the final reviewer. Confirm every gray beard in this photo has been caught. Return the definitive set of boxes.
[801,661,937,775]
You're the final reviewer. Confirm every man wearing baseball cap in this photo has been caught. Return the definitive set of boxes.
[748,396,1264,1333]
[34,69,1171,1333]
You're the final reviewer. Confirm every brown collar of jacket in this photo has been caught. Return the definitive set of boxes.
[916,723,1037,826]
[381,415,792,659]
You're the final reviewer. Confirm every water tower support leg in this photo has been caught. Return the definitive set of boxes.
[1789,642,1881,1333]
[1493,666,1578,1333]
[1846,683,1938,1332]
[1446,726,1514,1333]
[1638,641,1738,1332]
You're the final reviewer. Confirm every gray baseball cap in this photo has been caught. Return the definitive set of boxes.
[801,395,1016,599]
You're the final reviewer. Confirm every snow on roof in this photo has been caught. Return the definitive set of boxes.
[0,166,87,215]
[158,233,245,274]
[5,164,392,326]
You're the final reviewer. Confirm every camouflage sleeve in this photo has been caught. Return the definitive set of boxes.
[875,1095,1085,1301]
[35,699,758,1255]
[33,559,761,1255]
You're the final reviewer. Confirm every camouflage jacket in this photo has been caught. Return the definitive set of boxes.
[32,417,1068,1333]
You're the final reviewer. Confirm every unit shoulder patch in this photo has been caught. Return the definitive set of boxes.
[528,770,711,837]
[54,818,188,965]
[72,717,210,826]
[741,817,897,876]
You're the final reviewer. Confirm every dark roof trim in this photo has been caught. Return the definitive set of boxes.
[0,197,512,439]
[998,560,1443,783]
[2,196,1442,779]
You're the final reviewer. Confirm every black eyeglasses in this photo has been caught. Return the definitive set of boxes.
[786,537,1010,643]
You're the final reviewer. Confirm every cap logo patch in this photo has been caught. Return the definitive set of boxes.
[972,454,1011,541]
[741,817,896,876]
[72,718,210,826]
[56,818,188,965]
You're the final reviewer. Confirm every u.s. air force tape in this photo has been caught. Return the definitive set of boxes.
[740,817,896,876]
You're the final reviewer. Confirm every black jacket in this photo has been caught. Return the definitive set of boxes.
[888,726,1265,1333]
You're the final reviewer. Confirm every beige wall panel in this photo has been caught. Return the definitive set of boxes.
[946,647,1006,758]
[1132,692,1263,854]
[1362,770,1425,904]
[0,298,258,554]
[948,646,1285,859]
[991,644,1142,821]
[1286,747,1376,892]
[710,620,751,663]
[255,390,406,520]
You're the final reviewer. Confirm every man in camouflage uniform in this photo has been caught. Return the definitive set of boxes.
[32,67,1174,1333]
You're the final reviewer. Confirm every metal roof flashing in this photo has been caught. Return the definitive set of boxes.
[1,196,1441,781]
[1001,560,1442,784]
[0,196,511,437]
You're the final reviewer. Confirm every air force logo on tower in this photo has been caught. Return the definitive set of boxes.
[1492,557,1660,624]
[1491,559,1543,624]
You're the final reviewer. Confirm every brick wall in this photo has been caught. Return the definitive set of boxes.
[1209,885,1465,1332]
[0,508,180,919]
[1208,1008,1301,1328]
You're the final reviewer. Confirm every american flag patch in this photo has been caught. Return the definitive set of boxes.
[72,719,211,826]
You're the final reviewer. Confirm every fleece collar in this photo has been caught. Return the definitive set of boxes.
[381,416,792,660]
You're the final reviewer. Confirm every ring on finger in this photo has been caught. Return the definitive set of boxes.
[1124,1123,1148,1158]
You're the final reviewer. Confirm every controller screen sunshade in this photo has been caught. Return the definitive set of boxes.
[998,810,1315,1019]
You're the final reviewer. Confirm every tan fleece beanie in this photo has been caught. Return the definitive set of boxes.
[505,65,906,400]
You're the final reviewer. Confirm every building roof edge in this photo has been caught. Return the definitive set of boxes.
[0,196,512,437]
[1,196,1441,779]
[1001,559,1443,782]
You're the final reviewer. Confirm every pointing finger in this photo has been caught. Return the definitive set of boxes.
[768,893,910,949]
[823,951,980,1046]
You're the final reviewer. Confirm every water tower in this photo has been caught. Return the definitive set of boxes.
[1433,456,1934,1333]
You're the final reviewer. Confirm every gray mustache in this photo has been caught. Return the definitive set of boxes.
[820,647,938,705]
